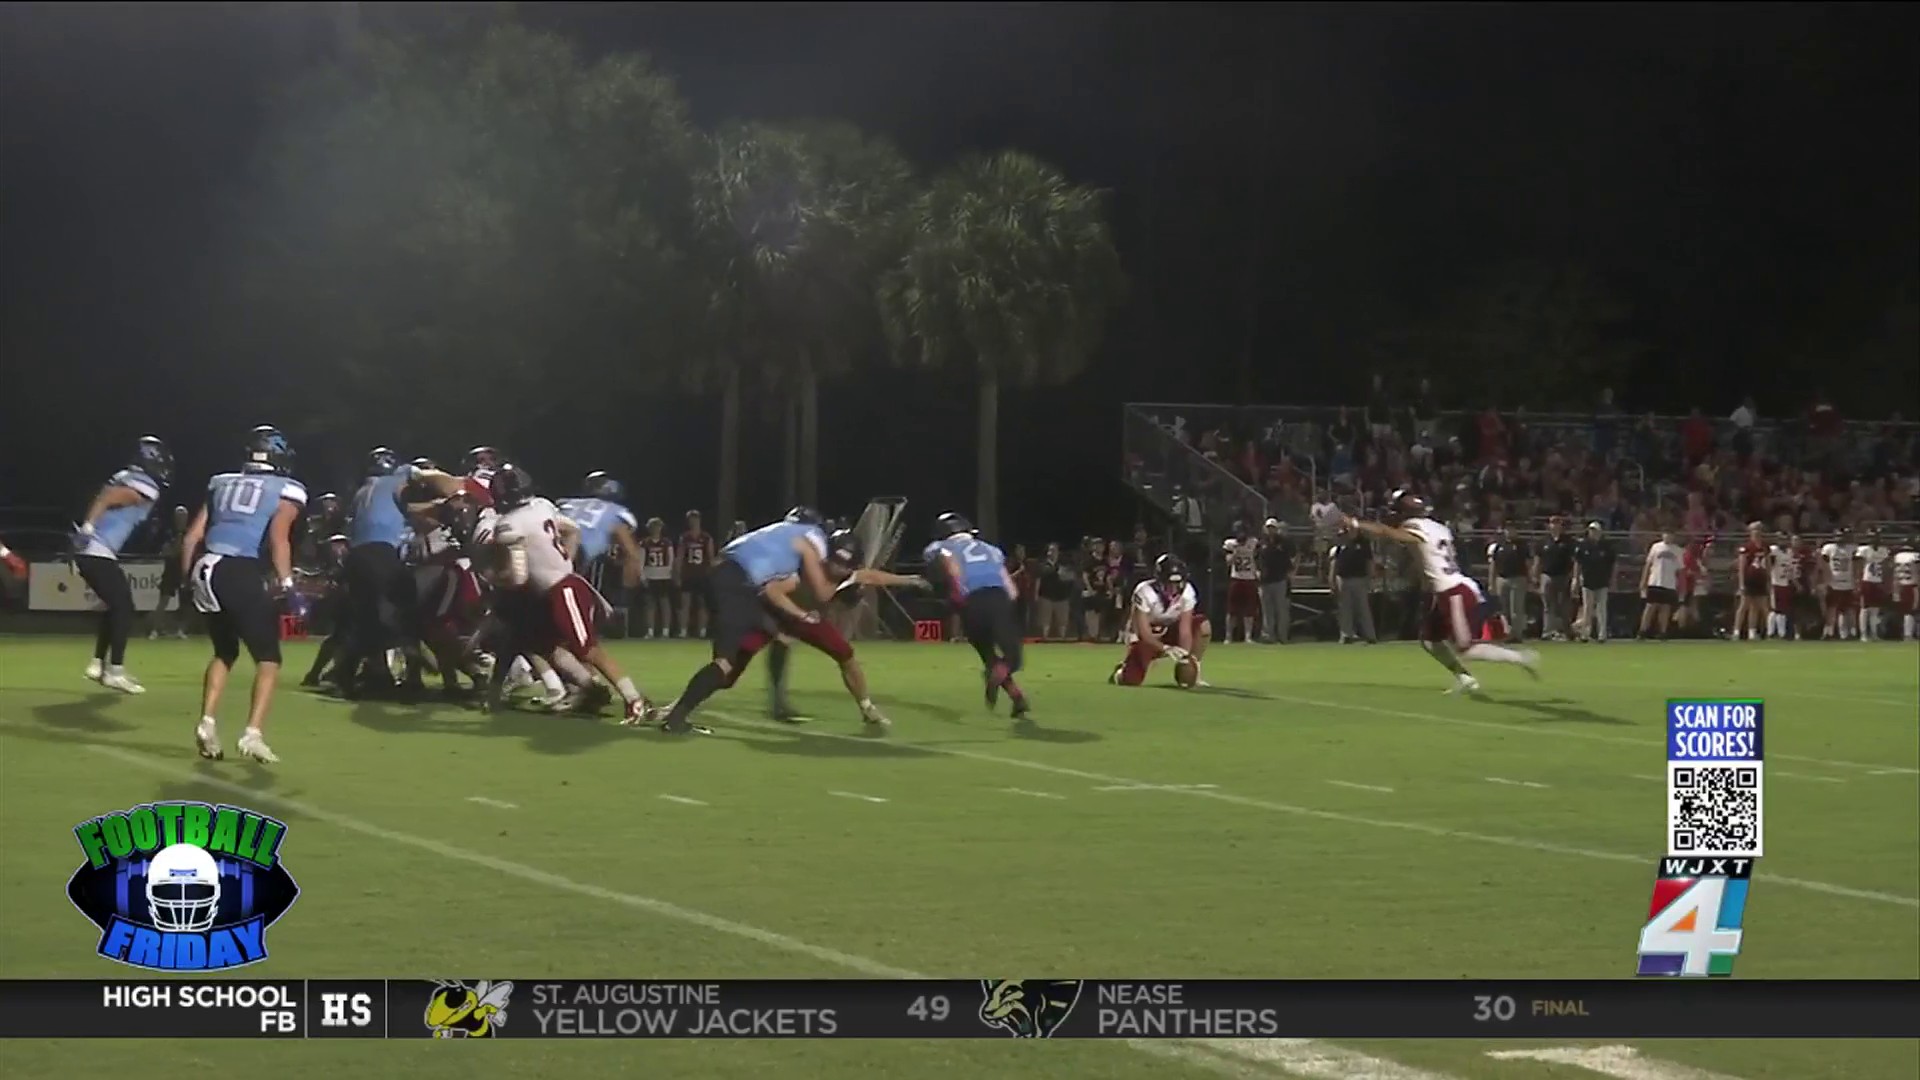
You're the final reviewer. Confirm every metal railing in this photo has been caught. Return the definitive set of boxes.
[1122,406,1277,538]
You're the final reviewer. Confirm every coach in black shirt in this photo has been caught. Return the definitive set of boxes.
[1486,525,1533,641]
[1329,524,1377,644]
[1573,522,1619,642]
[1258,518,1297,643]
[1533,515,1578,640]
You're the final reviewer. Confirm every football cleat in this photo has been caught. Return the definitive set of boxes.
[860,701,891,727]
[194,718,224,761]
[85,658,103,682]
[1446,674,1482,696]
[100,671,146,695]
[237,729,279,764]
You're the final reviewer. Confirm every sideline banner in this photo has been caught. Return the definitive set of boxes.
[28,560,169,612]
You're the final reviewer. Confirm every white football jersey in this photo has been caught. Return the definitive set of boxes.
[1128,578,1196,641]
[491,497,575,592]
[1856,545,1889,584]
[1894,550,1920,586]
[1768,545,1797,587]
[1404,517,1473,593]
[1644,541,1682,590]
[1222,538,1260,580]
[1819,541,1857,589]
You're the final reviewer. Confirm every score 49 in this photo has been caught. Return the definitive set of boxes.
[907,994,953,1023]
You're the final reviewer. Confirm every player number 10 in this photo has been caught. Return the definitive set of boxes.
[907,994,950,1022]
[1472,994,1516,1022]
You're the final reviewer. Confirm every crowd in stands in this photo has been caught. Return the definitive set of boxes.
[1132,379,1920,546]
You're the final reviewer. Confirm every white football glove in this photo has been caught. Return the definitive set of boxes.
[1162,644,1191,662]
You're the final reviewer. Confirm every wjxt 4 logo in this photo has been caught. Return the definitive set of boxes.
[67,801,300,971]
[1636,856,1752,977]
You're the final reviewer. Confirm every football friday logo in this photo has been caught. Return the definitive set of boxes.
[67,802,300,971]
[1636,857,1750,976]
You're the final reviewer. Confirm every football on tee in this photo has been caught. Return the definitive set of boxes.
[1174,657,1200,688]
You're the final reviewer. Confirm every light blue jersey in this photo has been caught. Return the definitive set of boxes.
[348,465,417,550]
[205,472,308,558]
[724,520,828,587]
[925,534,1008,598]
[75,468,161,560]
[558,497,639,564]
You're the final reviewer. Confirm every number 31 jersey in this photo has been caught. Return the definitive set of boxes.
[1404,517,1477,596]
[205,472,307,558]
[490,497,576,592]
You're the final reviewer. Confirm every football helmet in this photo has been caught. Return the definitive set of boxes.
[785,505,823,526]
[410,456,438,472]
[934,511,975,539]
[146,843,220,933]
[827,528,864,568]
[1388,488,1428,521]
[583,471,626,503]
[366,447,398,477]
[462,446,500,475]
[133,436,174,485]
[489,463,534,511]
[1155,553,1187,586]
[244,425,295,475]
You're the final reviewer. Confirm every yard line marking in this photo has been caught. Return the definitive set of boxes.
[85,744,1374,1080]
[1205,1038,1457,1079]
[465,796,517,809]
[1326,780,1396,794]
[1488,1044,1746,1080]
[657,794,708,806]
[828,790,888,803]
[998,788,1066,800]
[1484,777,1550,789]
[712,712,1919,909]
[1630,774,1665,782]
[1771,772,1845,784]
[1094,783,1218,792]
[1868,768,1916,777]
[1260,691,1920,776]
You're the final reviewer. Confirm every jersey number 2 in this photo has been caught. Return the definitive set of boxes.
[959,540,993,563]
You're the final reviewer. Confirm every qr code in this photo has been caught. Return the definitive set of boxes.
[1668,763,1763,858]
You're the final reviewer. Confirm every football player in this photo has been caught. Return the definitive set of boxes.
[1854,527,1891,641]
[1342,491,1539,694]
[1109,553,1213,688]
[651,512,901,734]
[1818,526,1859,640]
[1766,532,1799,639]
[338,447,466,695]
[1892,539,1920,641]
[73,435,173,693]
[925,512,1029,718]
[178,426,305,764]
[481,464,658,724]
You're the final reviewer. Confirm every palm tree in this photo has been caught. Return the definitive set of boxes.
[877,151,1124,537]
[689,122,828,526]
[777,120,916,507]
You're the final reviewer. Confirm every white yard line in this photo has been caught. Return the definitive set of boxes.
[828,790,889,803]
[1094,783,1219,792]
[1487,1045,1748,1080]
[711,712,1919,909]
[998,788,1066,800]
[1258,691,1919,776]
[465,796,517,809]
[657,794,709,806]
[1770,772,1845,784]
[1484,777,1550,789]
[1203,1038,1456,1079]
[1326,780,1396,794]
[85,744,1450,1080]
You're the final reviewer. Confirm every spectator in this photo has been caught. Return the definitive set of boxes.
[1572,521,1619,642]
[1534,515,1578,640]
[1258,518,1296,643]
[1104,539,1129,639]
[1681,407,1714,469]
[1486,523,1533,642]
[1329,520,1378,644]
[1640,529,1684,639]
[1080,550,1111,642]
[1008,544,1034,632]
[1035,542,1075,640]
[1366,372,1394,441]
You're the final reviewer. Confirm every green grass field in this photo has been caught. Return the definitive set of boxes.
[1,634,1915,1079]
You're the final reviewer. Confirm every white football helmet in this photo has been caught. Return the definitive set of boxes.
[146,843,221,932]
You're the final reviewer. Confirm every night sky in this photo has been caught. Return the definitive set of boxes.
[2,2,1916,540]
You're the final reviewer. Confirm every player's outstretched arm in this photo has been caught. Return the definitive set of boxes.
[1348,517,1422,547]
[850,568,930,589]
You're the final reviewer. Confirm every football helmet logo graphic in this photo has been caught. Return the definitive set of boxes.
[978,979,1083,1038]
[145,843,220,933]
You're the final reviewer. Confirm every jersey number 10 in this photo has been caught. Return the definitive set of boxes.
[214,477,267,516]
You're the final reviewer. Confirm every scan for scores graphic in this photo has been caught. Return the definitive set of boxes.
[68,802,300,972]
